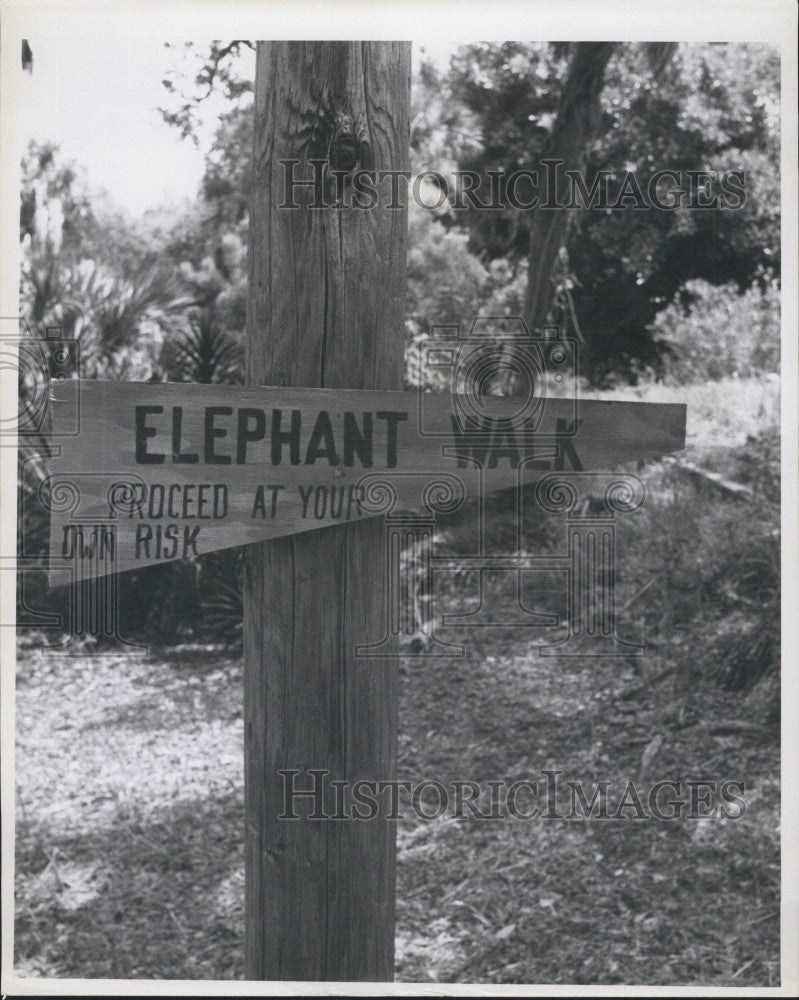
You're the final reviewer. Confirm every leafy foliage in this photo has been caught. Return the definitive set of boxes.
[159,41,255,142]
[167,307,243,385]
[416,42,780,381]
[618,420,780,701]
[648,276,779,383]
[405,201,491,387]
[197,548,245,649]
[154,40,780,384]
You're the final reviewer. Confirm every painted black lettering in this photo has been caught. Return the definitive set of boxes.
[237,408,266,464]
[343,412,373,467]
[488,425,521,468]
[271,409,301,465]
[135,523,152,558]
[182,485,195,518]
[163,524,179,559]
[213,484,228,518]
[204,406,232,464]
[554,418,583,471]
[168,484,181,519]
[172,407,199,464]
[450,414,491,468]
[305,411,338,465]
[182,525,200,557]
[376,411,407,468]
[252,485,267,518]
[148,484,164,518]
[299,484,313,517]
[135,406,164,464]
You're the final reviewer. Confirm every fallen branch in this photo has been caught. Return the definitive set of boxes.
[681,718,770,739]
[677,462,753,500]
[707,719,770,738]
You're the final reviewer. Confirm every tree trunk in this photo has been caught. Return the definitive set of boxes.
[524,42,617,330]
[244,41,410,981]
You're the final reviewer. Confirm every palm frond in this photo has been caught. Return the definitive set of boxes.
[171,308,243,384]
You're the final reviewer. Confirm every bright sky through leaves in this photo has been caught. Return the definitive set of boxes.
[19,34,451,217]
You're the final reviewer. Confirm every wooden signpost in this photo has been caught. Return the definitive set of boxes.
[43,40,687,984]
[46,378,686,578]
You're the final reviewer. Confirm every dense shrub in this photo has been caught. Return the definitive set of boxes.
[648,276,779,383]
[405,203,491,388]
[620,424,779,715]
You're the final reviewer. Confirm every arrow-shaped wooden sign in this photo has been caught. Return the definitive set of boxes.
[45,379,685,580]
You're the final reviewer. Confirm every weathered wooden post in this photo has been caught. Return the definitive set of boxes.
[243,41,411,980]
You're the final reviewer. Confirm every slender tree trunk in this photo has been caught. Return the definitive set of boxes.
[244,41,410,981]
[524,42,617,330]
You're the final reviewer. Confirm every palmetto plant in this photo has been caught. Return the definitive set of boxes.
[21,248,64,327]
[70,261,193,378]
[18,197,246,641]
[18,243,195,631]
[197,546,245,647]
[169,305,243,384]
[21,246,194,380]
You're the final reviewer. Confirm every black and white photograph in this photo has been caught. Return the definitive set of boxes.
[1,0,796,994]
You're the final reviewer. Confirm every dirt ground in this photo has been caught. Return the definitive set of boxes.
[14,631,779,985]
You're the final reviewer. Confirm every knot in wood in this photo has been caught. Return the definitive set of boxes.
[329,132,360,173]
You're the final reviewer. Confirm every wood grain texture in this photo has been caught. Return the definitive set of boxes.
[46,379,686,579]
[243,41,411,981]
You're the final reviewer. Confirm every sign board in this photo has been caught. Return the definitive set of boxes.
[46,379,686,579]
